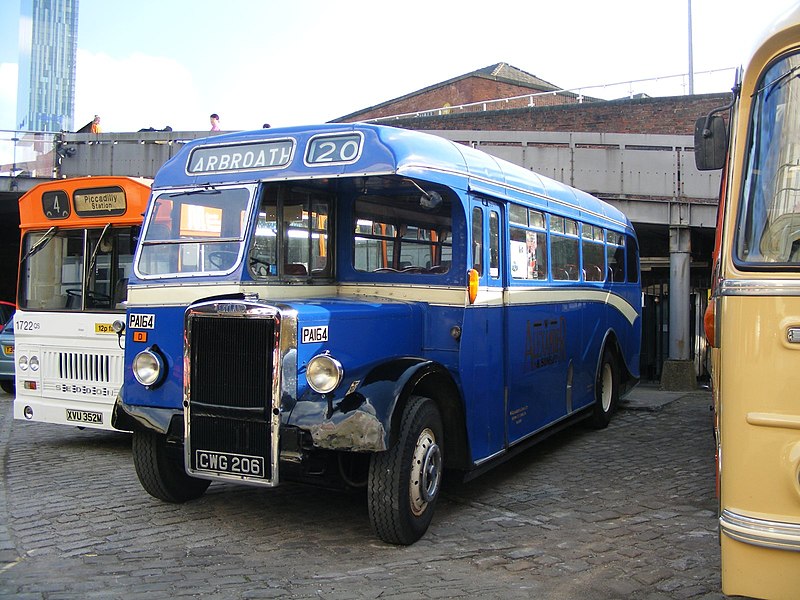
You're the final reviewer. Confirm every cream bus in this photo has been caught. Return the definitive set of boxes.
[695,5,800,598]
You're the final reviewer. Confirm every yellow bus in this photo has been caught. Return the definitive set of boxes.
[696,5,800,598]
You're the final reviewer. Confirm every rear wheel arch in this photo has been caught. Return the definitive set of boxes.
[600,329,637,388]
[589,337,622,429]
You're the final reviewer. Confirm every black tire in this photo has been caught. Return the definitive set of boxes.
[132,430,210,503]
[589,347,619,429]
[0,381,14,394]
[367,396,444,545]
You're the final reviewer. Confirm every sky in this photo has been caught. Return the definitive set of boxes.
[0,0,798,133]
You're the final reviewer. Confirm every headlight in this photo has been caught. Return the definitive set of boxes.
[306,354,343,394]
[18,355,28,371]
[133,347,166,387]
[29,356,39,372]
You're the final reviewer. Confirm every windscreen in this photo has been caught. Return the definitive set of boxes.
[136,186,252,277]
[736,50,800,265]
[20,226,140,311]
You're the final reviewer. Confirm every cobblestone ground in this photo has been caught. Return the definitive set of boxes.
[0,389,727,600]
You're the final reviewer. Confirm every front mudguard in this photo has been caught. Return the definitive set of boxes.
[112,388,183,437]
[288,358,452,453]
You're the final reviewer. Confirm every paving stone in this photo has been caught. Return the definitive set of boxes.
[0,391,731,598]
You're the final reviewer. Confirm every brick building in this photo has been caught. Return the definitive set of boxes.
[334,62,595,123]
[332,61,730,137]
[361,93,730,136]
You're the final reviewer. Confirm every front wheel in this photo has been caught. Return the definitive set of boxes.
[589,347,619,429]
[132,430,210,503]
[367,396,443,545]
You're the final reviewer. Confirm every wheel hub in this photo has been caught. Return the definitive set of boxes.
[600,363,613,412]
[409,428,442,516]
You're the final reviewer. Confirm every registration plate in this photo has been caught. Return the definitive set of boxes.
[2,345,12,355]
[66,409,102,424]
[195,450,265,478]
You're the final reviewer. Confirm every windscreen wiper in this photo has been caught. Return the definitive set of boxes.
[760,65,800,101]
[20,226,58,264]
[184,187,221,196]
[88,223,112,274]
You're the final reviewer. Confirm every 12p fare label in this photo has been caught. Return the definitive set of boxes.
[301,326,328,344]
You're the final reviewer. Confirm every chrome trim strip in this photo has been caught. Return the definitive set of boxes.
[746,411,800,430]
[720,509,800,551]
[473,448,505,466]
[719,279,800,296]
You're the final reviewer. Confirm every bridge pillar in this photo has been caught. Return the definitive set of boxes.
[662,226,696,390]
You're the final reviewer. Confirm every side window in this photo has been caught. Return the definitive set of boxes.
[489,210,500,279]
[605,232,624,282]
[472,207,483,276]
[249,186,332,279]
[626,234,640,283]
[283,195,330,277]
[353,189,453,274]
[551,217,579,281]
[510,205,547,280]
[581,224,605,282]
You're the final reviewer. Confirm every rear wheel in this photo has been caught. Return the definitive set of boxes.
[367,396,443,545]
[132,430,210,502]
[589,347,619,429]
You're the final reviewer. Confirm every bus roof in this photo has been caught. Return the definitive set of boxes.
[18,176,152,229]
[154,124,630,230]
[743,4,800,86]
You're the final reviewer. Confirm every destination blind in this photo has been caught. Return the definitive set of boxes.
[188,139,295,174]
[73,186,127,217]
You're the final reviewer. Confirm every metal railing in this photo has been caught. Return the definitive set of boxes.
[0,129,58,179]
[0,129,221,183]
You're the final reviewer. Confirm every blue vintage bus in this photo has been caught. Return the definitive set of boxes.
[114,124,641,544]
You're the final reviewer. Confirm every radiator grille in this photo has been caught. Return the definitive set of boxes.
[190,316,274,409]
[189,416,271,478]
[187,314,276,481]
[42,349,120,384]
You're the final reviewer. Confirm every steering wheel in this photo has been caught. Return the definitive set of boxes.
[208,251,237,270]
[249,256,271,277]
[86,289,112,303]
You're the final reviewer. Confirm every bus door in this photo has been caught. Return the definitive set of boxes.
[504,213,569,444]
[461,199,506,459]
